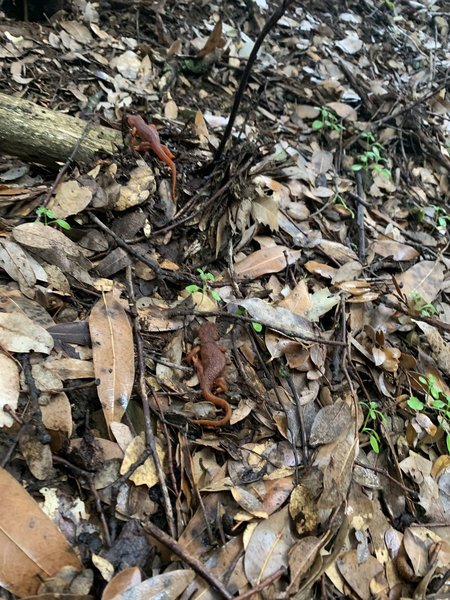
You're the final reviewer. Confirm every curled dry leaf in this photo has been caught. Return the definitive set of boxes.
[197,19,226,58]
[89,291,135,428]
[0,467,81,598]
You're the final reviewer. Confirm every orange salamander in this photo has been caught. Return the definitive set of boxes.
[127,115,177,200]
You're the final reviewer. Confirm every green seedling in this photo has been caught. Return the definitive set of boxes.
[334,193,355,219]
[312,106,344,133]
[407,373,450,452]
[35,206,71,230]
[360,400,387,453]
[352,132,391,178]
[410,291,438,318]
[185,268,222,302]
[234,307,263,333]
[431,205,450,233]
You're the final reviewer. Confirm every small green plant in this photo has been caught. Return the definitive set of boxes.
[431,205,450,233]
[185,268,222,302]
[360,401,387,453]
[382,0,395,9]
[334,193,355,219]
[312,106,344,133]
[407,373,450,452]
[35,206,71,230]
[410,292,438,318]
[234,307,263,333]
[352,132,391,178]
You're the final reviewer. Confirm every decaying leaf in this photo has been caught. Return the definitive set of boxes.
[234,246,301,280]
[0,467,81,597]
[89,290,135,428]
[244,506,295,585]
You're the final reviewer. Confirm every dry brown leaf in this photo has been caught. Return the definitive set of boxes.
[0,467,81,597]
[238,298,316,339]
[120,434,165,487]
[251,195,280,231]
[304,288,340,322]
[289,484,319,535]
[394,260,445,303]
[137,303,185,333]
[89,291,135,427]
[0,311,54,354]
[304,260,336,279]
[20,427,55,480]
[310,149,333,174]
[326,101,357,121]
[336,550,384,600]
[244,506,295,585]
[194,111,211,146]
[231,485,268,518]
[0,353,20,428]
[48,180,93,218]
[278,280,311,315]
[114,165,156,211]
[0,239,37,296]
[370,239,419,261]
[288,536,325,593]
[310,399,351,446]
[43,357,94,380]
[316,427,358,509]
[197,19,225,58]
[102,566,142,600]
[12,222,93,285]
[415,321,450,377]
[234,246,301,280]
[40,392,73,438]
[318,239,359,263]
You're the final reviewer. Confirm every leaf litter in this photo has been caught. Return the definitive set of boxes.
[0,0,450,598]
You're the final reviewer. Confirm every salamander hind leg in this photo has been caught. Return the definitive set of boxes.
[213,376,227,394]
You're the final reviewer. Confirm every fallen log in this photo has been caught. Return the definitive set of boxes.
[0,92,122,168]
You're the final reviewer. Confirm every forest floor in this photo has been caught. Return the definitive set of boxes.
[0,0,449,598]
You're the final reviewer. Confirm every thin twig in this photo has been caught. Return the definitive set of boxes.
[41,120,93,207]
[142,519,234,600]
[88,211,192,284]
[234,567,286,600]
[125,266,176,538]
[53,455,112,547]
[355,171,367,264]
[354,460,417,495]
[19,353,51,444]
[212,0,294,164]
